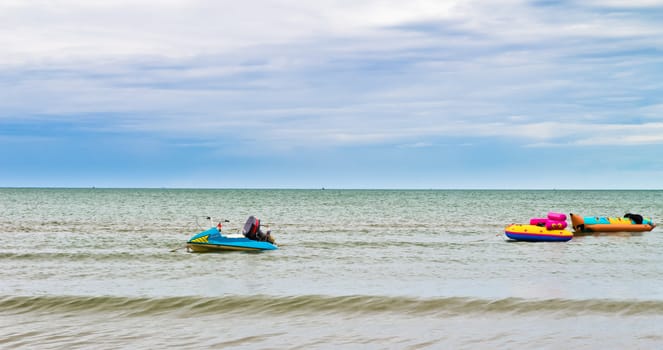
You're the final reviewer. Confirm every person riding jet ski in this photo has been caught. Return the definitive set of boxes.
[242,215,275,244]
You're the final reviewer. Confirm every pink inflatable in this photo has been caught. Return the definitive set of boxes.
[529,212,568,230]
[547,212,567,221]
[529,218,548,226]
[545,220,567,230]
[530,218,568,230]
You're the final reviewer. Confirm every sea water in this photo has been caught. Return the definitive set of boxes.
[1,188,662,349]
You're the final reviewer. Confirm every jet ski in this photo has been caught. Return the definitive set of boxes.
[186,216,278,252]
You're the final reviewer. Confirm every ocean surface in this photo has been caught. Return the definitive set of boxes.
[1,188,662,349]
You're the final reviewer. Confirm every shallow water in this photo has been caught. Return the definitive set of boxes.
[1,189,662,348]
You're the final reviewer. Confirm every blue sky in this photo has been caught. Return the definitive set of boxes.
[1,0,662,189]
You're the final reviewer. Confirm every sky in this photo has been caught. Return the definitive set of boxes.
[1,0,662,189]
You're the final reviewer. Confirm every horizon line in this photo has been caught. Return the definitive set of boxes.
[1,186,661,191]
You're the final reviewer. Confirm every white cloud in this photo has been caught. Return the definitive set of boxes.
[0,0,462,65]
[3,0,659,66]
[399,142,433,148]
[572,122,663,146]
[584,0,663,7]
[1,0,663,152]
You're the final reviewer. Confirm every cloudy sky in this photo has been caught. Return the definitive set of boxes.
[1,0,662,188]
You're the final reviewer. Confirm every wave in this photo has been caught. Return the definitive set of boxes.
[2,294,662,317]
[0,252,174,261]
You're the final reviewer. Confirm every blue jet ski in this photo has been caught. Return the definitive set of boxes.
[186,216,278,252]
